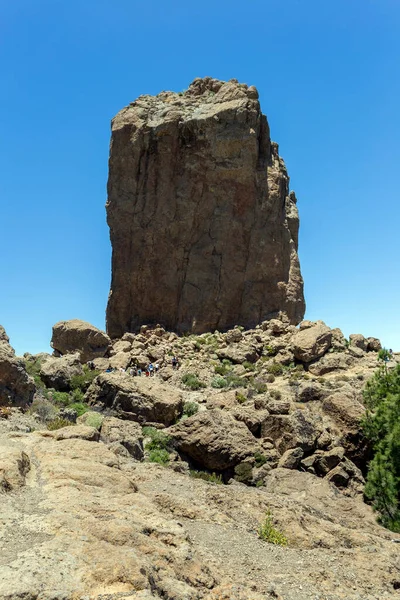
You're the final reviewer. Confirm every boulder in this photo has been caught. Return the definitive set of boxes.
[367,337,382,352]
[216,345,259,364]
[322,392,365,429]
[85,372,183,426]
[106,77,305,338]
[0,445,30,491]
[51,319,111,362]
[292,321,332,363]
[261,409,322,454]
[278,447,304,469]
[349,334,368,351]
[0,330,35,407]
[52,425,100,442]
[296,382,324,403]
[331,328,347,351]
[169,409,260,471]
[100,416,144,460]
[39,353,83,391]
[307,353,354,376]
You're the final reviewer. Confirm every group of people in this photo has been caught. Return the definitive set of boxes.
[103,356,179,376]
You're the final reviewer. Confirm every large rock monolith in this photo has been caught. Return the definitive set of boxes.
[106,77,305,337]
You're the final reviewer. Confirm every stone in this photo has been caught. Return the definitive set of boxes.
[296,382,324,402]
[106,77,304,338]
[169,409,260,471]
[0,328,35,407]
[51,319,111,362]
[0,444,30,491]
[325,465,349,488]
[267,399,290,414]
[261,409,322,454]
[314,447,345,476]
[52,425,100,442]
[225,328,243,344]
[292,321,332,363]
[349,334,368,351]
[39,353,83,391]
[216,345,259,364]
[307,353,354,376]
[322,392,365,428]
[331,328,347,351]
[100,416,144,460]
[85,372,183,426]
[367,337,382,352]
[278,447,304,469]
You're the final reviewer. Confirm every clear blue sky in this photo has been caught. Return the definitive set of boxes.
[1,0,399,355]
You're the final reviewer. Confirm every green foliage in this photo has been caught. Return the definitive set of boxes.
[148,448,170,465]
[225,373,247,389]
[181,373,206,390]
[69,402,88,417]
[236,392,247,404]
[29,399,56,422]
[24,357,46,389]
[50,391,71,407]
[47,417,73,431]
[82,411,104,430]
[258,510,288,546]
[71,388,85,403]
[378,348,391,363]
[362,363,400,531]
[253,381,267,394]
[243,361,256,372]
[266,362,284,376]
[264,345,277,357]
[214,363,230,376]
[70,366,100,392]
[190,470,223,484]
[254,452,267,467]
[270,389,282,400]
[211,376,229,389]
[182,401,199,417]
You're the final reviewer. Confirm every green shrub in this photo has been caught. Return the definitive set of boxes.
[142,427,172,451]
[254,452,267,467]
[190,470,223,484]
[148,448,170,465]
[362,363,400,532]
[236,392,247,404]
[181,373,206,390]
[253,381,267,394]
[70,366,100,392]
[243,361,256,372]
[182,401,199,417]
[30,399,56,422]
[270,389,282,400]
[71,388,85,403]
[256,479,265,487]
[266,374,275,383]
[81,411,104,429]
[266,362,284,376]
[264,345,277,357]
[211,376,228,389]
[225,374,247,389]
[47,417,72,431]
[51,391,71,407]
[258,510,288,546]
[69,402,88,417]
[214,363,229,376]
[24,357,46,389]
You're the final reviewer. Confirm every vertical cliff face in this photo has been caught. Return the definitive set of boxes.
[106,77,305,338]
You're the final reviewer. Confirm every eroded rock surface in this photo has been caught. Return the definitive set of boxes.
[51,319,111,362]
[106,77,305,337]
[0,326,35,407]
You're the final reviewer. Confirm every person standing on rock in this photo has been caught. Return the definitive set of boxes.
[149,363,154,376]
[172,356,178,369]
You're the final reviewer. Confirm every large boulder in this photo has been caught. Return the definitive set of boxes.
[0,328,35,407]
[292,321,332,363]
[307,353,354,376]
[51,319,111,362]
[85,372,183,426]
[100,416,144,460]
[39,353,84,391]
[106,77,305,337]
[261,409,323,454]
[169,409,260,471]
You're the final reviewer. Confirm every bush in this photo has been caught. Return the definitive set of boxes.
[243,361,256,372]
[82,411,103,429]
[362,363,400,532]
[258,510,288,546]
[266,374,275,383]
[24,357,46,389]
[0,406,11,419]
[51,391,71,407]
[236,392,247,404]
[264,345,277,357]
[47,417,72,431]
[190,470,223,484]
[211,376,228,389]
[225,373,247,389]
[142,427,172,452]
[266,361,284,376]
[148,448,170,465]
[70,366,100,392]
[254,452,267,467]
[253,381,267,394]
[270,389,282,400]
[30,399,56,422]
[182,401,199,417]
[69,402,88,417]
[181,373,206,390]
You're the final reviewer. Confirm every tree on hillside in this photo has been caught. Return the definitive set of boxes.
[362,354,400,532]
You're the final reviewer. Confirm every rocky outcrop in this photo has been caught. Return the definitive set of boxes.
[51,319,111,362]
[106,77,305,337]
[85,372,183,425]
[39,353,83,391]
[0,326,35,407]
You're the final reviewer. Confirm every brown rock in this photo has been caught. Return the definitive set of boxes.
[169,409,260,470]
[277,447,304,469]
[52,425,100,442]
[261,409,322,454]
[307,352,354,376]
[39,353,83,391]
[292,321,332,363]
[349,334,368,351]
[85,372,183,426]
[106,77,304,338]
[100,416,144,460]
[0,329,35,407]
[322,392,365,428]
[51,319,111,362]
[367,337,382,352]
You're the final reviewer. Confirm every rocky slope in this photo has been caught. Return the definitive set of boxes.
[106,77,305,337]
[1,319,400,599]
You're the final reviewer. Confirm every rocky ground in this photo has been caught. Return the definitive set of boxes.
[1,317,400,599]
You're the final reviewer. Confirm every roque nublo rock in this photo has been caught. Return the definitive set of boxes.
[106,77,305,337]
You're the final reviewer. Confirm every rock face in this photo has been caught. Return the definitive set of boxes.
[106,77,305,337]
[39,353,83,391]
[0,326,35,407]
[51,319,111,362]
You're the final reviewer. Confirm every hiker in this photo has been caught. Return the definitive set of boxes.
[149,363,154,376]
[137,368,142,376]
[172,356,179,369]
[145,369,150,377]
[155,363,159,373]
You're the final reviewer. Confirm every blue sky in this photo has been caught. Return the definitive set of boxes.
[1,0,399,355]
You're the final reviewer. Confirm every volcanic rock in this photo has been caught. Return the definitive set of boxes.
[0,327,35,407]
[106,77,305,337]
[51,319,111,362]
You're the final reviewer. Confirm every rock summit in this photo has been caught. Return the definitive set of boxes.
[106,77,305,338]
